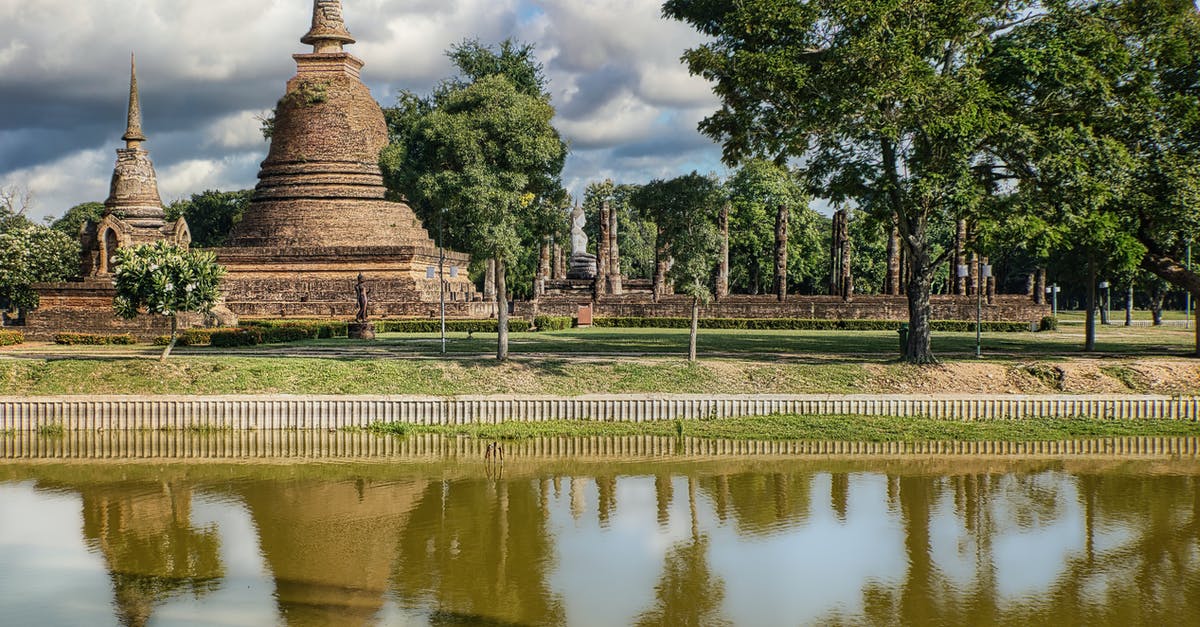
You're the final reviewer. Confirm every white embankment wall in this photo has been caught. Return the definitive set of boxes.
[1,394,1198,432]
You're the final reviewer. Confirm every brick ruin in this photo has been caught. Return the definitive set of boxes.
[24,57,199,341]
[212,0,488,320]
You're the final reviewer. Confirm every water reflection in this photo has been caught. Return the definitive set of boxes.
[1,453,1199,625]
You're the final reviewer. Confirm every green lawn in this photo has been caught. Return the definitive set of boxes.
[370,414,1200,442]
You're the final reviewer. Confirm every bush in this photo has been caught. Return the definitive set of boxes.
[533,315,574,331]
[54,333,136,345]
[241,319,348,339]
[1039,316,1059,332]
[153,327,242,347]
[0,330,24,346]
[260,326,312,344]
[373,319,532,333]
[209,328,264,348]
[592,317,1033,333]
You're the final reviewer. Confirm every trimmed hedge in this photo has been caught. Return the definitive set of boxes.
[210,328,264,347]
[153,327,241,347]
[592,317,1033,333]
[1039,316,1059,332]
[533,315,574,331]
[374,319,532,333]
[54,333,137,346]
[0,330,24,346]
[241,319,348,339]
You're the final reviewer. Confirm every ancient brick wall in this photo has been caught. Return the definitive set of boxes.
[24,281,202,341]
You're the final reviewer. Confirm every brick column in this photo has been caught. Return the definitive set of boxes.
[717,202,730,301]
[608,201,622,295]
[596,201,610,296]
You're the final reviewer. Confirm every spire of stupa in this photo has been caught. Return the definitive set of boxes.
[301,0,356,53]
[122,54,147,147]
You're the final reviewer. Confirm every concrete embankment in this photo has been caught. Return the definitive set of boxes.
[1,394,1197,432]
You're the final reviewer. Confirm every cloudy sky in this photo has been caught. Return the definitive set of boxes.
[0,0,727,223]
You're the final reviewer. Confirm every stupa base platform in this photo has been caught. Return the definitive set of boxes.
[24,280,204,341]
[215,245,495,320]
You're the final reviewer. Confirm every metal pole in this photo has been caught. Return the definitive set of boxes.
[439,209,446,354]
[976,258,983,358]
[1052,284,1058,316]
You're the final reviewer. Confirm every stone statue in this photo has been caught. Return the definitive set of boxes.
[355,273,368,322]
[570,204,588,256]
[566,204,598,280]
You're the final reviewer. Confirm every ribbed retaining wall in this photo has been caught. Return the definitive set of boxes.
[1,394,1198,433]
[3,432,1197,461]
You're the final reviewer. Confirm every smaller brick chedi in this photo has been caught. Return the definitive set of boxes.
[216,0,483,319]
[23,57,195,340]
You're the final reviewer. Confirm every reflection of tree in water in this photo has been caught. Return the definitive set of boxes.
[77,483,223,627]
[828,472,1200,625]
[635,477,730,627]
[697,472,812,536]
[392,478,565,626]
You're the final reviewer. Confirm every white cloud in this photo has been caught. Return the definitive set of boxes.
[0,0,728,218]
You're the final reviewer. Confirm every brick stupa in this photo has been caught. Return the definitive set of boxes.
[216,0,484,319]
[25,57,197,341]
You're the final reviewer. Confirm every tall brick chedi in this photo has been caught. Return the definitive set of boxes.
[217,0,483,319]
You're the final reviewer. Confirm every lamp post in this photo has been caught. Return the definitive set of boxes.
[1046,284,1060,316]
[977,261,992,358]
[439,208,446,354]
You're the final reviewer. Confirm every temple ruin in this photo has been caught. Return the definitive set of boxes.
[24,57,196,340]
[214,0,486,320]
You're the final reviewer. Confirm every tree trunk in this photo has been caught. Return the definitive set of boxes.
[484,259,497,301]
[1034,268,1046,304]
[689,295,699,363]
[1125,283,1134,327]
[1150,292,1165,325]
[160,314,177,362]
[495,256,508,361]
[775,204,789,302]
[1085,263,1097,352]
[904,245,937,364]
[1140,251,1200,356]
[717,202,730,301]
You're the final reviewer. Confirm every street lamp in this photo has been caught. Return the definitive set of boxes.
[977,261,992,358]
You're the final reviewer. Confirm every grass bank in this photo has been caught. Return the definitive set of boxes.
[365,414,1200,442]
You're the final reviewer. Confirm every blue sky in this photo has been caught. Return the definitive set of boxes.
[0,0,727,222]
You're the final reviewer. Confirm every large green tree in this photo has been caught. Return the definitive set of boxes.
[985,0,1200,351]
[166,190,251,248]
[664,0,1025,363]
[583,180,656,280]
[113,241,225,361]
[0,205,78,312]
[382,74,565,360]
[632,173,724,361]
[50,202,105,238]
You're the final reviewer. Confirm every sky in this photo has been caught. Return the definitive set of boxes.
[0,0,727,223]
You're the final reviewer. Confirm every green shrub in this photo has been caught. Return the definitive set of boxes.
[260,326,312,344]
[1039,316,1059,332]
[54,333,137,345]
[533,315,574,331]
[373,319,532,333]
[210,328,264,347]
[241,319,348,339]
[153,327,241,347]
[0,330,24,346]
[591,317,1033,333]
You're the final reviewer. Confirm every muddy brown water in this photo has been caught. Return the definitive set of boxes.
[1,434,1198,626]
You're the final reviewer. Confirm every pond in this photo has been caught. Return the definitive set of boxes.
[0,434,1198,626]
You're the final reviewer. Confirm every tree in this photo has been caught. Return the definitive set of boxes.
[632,173,723,361]
[725,160,821,296]
[983,0,1198,351]
[381,40,566,360]
[664,0,1023,363]
[50,202,105,238]
[384,76,564,360]
[166,190,251,248]
[112,241,225,362]
[0,215,78,311]
[583,180,656,280]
